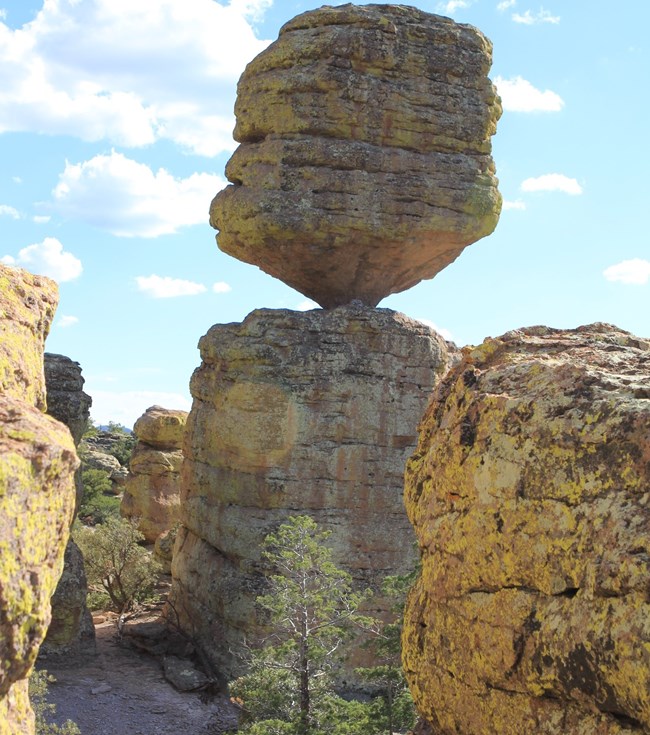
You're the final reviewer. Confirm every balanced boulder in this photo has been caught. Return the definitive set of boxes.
[210,3,501,308]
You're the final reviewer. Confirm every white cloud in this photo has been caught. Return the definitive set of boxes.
[0,204,20,218]
[503,199,527,211]
[136,274,207,298]
[494,76,564,112]
[437,0,472,14]
[603,259,650,286]
[0,0,271,156]
[12,177,22,184]
[52,151,224,237]
[512,8,560,24]
[57,314,79,328]
[497,0,516,10]
[415,318,455,343]
[521,174,583,195]
[33,215,51,223]
[89,390,192,430]
[2,237,82,281]
[212,281,232,294]
[296,299,319,311]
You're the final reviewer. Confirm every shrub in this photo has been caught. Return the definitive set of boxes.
[29,669,80,735]
[74,516,162,613]
[78,468,120,524]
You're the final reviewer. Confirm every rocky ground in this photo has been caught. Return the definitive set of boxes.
[40,617,240,735]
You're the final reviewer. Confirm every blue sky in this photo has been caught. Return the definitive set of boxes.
[1,0,648,427]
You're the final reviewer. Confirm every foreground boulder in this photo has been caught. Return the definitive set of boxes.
[121,406,187,544]
[0,264,78,734]
[403,324,650,734]
[211,3,501,307]
[41,353,95,659]
[170,305,453,679]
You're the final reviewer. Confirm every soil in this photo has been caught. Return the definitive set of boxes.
[39,618,240,735]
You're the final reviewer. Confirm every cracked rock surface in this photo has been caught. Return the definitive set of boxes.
[210,3,501,308]
[403,323,650,734]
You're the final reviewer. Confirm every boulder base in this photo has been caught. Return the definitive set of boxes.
[170,305,454,679]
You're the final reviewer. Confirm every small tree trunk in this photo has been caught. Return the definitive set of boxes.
[299,615,310,734]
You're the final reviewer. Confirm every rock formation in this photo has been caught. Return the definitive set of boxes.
[82,444,128,492]
[402,324,650,734]
[171,305,453,678]
[0,265,58,410]
[121,406,187,544]
[210,3,501,308]
[41,353,95,659]
[0,264,78,734]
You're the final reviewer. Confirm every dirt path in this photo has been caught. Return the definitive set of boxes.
[40,621,240,735]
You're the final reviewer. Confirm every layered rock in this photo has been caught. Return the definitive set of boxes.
[403,324,650,734]
[121,406,187,544]
[42,353,95,659]
[210,3,501,308]
[0,264,78,734]
[0,265,58,410]
[170,305,453,678]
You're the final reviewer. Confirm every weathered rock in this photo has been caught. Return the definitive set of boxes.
[170,304,453,679]
[43,353,92,448]
[0,396,79,733]
[41,353,95,660]
[41,539,96,659]
[82,446,127,492]
[132,405,187,450]
[0,264,58,410]
[211,4,501,308]
[121,406,187,543]
[403,324,650,734]
[155,526,178,574]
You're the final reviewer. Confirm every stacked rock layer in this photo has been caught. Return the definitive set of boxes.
[121,405,187,544]
[0,264,79,734]
[42,353,95,659]
[171,305,453,678]
[402,324,650,734]
[211,3,501,307]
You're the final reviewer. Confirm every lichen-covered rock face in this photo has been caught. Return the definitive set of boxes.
[121,406,187,543]
[0,264,58,410]
[402,324,650,735]
[0,396,79,733]
[210,4,501,308]
[170,304,453,678]
[42,353,95,659]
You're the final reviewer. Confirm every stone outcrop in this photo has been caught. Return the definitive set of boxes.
[41,353,95,659]
[402,324,650,734]
[170,305,453,678]
[43,353,92,448]
[0,265,58,410]
[210,3,501,308]
[82,446,128,492]
[0,264,78,734]
[121,406,187,544]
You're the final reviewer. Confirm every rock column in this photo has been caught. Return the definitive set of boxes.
[171,306,452,677]
[171,2,501,684]
[120,405,187,546]
[41,353,96,659]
